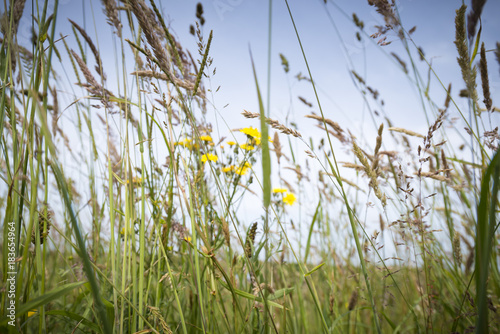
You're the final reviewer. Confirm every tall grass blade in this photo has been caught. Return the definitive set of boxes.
[475,148,500,334]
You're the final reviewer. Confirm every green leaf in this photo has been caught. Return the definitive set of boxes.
[304,199,322,263]
[304,262,325,277]
[475,148,500,334]
[470,23,482,65]
[217,279,284,309]
[0,281,86,326]
[250,51,271,208]
[45,310,101,332]
[268,287,295,301]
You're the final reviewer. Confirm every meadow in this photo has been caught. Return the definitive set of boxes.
[0,0,499,333]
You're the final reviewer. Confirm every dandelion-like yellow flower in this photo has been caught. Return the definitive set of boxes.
[240,126,261,144]
[27,310,37,318]
[235,162,251,175]
[201,153,218,163]
[240,143,255,151]
[175,138,197,149]
[200,135,212,141]
[283,192,296,206]
[273,188,288,194]
[222,166,234,173]
[227,141,236,146]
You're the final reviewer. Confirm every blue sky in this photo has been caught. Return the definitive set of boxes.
[29,0,498,138]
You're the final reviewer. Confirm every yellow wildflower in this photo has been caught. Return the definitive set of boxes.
[240,126,261,144]
[222,166,234,173]
[201,153,218,163]
[273,188,288,194]
[235,162,251,175]
[283,192,296,206]
[239,126,273,145]
[200,135,212,141]
[227,141,236,146]
[240,143,255,151]
[27,310,37,318]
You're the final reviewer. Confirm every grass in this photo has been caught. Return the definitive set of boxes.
[0,0,499,333]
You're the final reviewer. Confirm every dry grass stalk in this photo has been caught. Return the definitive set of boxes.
[220,217,230,247]
[351,70,365,85]
[338,176,365,192]
[242,110,302,138]
[440,150,451,179]
[306,114,343,134]
[298,96,312,107]
[371,123,384,172]
[352,139,386,206]
[415,171,450,182]
[391,52,408,73]
[424,108,446,149]
[147,306,173,334]
[71,50,114,109]
[101,0,122,37]
[388,127,425,139]
[126,0,173,78]
[454,5,478,104]
[329,294,335,316]
[314,125,347,143]
[68,19,106,80]
[273,132,283,163]
[347,290,358,311]
[61,33,81,83]
[0,0,26,37]
[479,42,492,112]
[379,150,397,158]
[341,162,365,171]
[244,222,258,259]
[483,127,499,151]
[453,232,462,266]
[496,43,500,76]
[305,150,315,159]
[444,83,452,109]
[132,70,205,98]
[368,0,399,26]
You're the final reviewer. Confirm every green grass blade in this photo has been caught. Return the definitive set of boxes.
[475,148,500,334]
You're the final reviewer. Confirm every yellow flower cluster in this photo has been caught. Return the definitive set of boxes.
[239,126,272,145]
[272,188,296,206]
[235,161,252,175]
[174,138,197,149]
[222,162,252,175]
[201,153,218,163]
[174,135,212,149]
[199,135,212,142]
[240,143,255,151]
